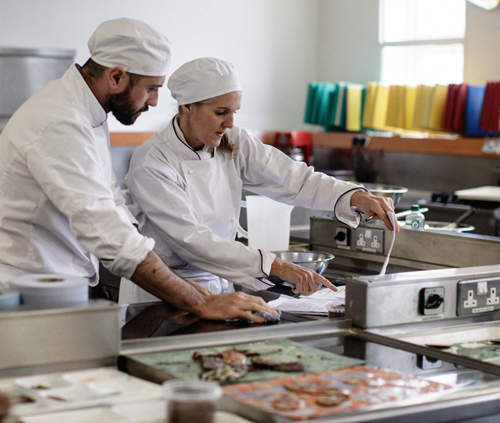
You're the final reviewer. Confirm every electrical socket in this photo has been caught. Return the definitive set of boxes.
[355,228,384,254]
[457,277,500,316]
[464,290,477,308]
[487,287,500,305]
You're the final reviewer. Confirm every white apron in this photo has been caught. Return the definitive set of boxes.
[119,147,237,304]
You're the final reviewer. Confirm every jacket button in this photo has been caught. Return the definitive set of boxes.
[188,169,194,175]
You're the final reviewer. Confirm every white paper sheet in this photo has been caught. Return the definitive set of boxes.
[268,286,346,315]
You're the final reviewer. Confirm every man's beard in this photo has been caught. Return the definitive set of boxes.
[108,85,147,126]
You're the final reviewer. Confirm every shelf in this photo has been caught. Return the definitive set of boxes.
[110,132,154,146]
[312,132,500,158]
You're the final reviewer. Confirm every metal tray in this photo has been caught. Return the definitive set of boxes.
[119,338,363,386]
[0,300,120,376]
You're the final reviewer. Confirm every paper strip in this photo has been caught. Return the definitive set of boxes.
[379,212,396,276]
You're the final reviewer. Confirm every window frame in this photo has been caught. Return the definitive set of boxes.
[379,0,466,86]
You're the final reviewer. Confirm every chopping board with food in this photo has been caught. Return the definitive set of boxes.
[222,365,452,421]
[121,338,363,385]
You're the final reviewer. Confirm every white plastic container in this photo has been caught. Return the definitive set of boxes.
[405,204,425,230]
[238,196,294,251]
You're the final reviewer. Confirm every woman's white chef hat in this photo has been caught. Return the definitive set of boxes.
[167,57,242,105]
[88,18,172,77]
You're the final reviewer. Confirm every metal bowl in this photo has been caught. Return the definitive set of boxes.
[271,251,335,275]
[354,182,408,206]
[424,221,475,232]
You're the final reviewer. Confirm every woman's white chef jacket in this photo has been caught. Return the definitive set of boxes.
[119,117,363,303]
[0,65,154,287]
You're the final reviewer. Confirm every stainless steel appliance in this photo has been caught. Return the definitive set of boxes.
[0,300,120,378]
[310,216,500,282]
[0,47,75,118]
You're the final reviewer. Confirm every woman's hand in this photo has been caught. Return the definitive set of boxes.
[270,257,338,296]
[351,190,399,232]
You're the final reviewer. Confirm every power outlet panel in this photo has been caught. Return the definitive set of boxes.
[457,277,500,316]
[355,227,384,254]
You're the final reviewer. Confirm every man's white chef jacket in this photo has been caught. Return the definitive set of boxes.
[0,65,154,286]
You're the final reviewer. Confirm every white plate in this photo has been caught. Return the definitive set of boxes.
[38,384,99,403]
[61,369,128,384]
[89,379,147,398]
[6,368,162,417]
[15,375,71,391]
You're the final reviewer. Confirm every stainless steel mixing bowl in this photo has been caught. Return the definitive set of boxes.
[271,251,335,275]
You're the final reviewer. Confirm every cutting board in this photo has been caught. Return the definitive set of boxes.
[222,365,452,421]
[454,186,500,202]
[122,339,363,386]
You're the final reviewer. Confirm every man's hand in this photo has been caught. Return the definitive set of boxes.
[270,257,337,296]
[131,251,276,323]
[351,190,398,232]
[194,291,278,323]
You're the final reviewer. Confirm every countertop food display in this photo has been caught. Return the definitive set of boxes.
[222,365,452,421]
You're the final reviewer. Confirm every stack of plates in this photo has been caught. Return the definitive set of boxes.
[9,274,89,307]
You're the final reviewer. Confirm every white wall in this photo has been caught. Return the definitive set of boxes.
[2,0,500,133]
[0,0,317,132]
[317,0,381,84]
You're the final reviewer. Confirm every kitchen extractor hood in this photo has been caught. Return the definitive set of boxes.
[0,47,75,118]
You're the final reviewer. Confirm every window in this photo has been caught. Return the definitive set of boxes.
[380,0,466,86]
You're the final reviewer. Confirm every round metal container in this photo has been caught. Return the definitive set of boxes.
[396,220,475,232]
[271,251,335,275]
[354,182,408,206]
[424,221,475,232]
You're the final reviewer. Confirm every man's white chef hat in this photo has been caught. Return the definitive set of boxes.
[167,57,242,105]
[88,18,171,77]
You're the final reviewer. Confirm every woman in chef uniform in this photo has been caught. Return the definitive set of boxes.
[119,57,395,304]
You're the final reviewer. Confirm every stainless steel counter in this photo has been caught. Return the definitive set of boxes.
[118,317,500,423]
[6,218,500,422]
